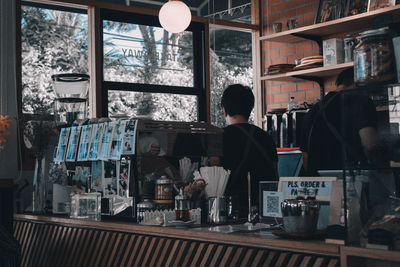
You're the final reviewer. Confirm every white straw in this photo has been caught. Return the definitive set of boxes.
[200,166,230,198]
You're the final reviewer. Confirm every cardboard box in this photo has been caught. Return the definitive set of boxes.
[323,38,344,66]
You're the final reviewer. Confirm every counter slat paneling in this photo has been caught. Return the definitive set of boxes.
[13,216,341,267]
[181,241,198,267]
[86,230,101,266]
[252,250,267,267]
[274,252,291,267]
[141,235,157,266]
[35,224,51,267]
[263,251,279,267]
[299,255,314,267]
[219,245,235,267]
[103,231,117,267]
[157,238,173,267]
[176,240,190,266]
[287,254,304,267]
[190,242,207,266]
[65,227,79,267]
[119,232,136,266]
[327,259,339,267]
[231,247,246,266]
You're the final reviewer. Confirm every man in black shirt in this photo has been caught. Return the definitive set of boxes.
[300,69,379,175]
[221,84,278,213]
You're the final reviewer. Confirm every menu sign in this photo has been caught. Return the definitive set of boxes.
[278,177,337,201]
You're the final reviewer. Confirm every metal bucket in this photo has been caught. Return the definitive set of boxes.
[281,199,320,234]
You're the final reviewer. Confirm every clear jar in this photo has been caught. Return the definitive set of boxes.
[354,28,396,86]
[175,188,191,222]
[345,177,362,244]
[343,36,355,63]
[137,199,154,223]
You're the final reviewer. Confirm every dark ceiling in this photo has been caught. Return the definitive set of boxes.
[97,0,251,23]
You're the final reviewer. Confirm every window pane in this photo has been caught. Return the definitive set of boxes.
[108,91,197,122]
[103,21,194,87]
[199,0,252,24]
[127,1,253,24]
[21,6,88,114]
[210,28,253,128]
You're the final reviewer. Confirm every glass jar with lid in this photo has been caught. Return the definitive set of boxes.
[354,27,396,86]
[154,175,173,201]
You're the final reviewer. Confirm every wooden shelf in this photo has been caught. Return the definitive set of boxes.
[259,5,400,43]
[261,62,354,82]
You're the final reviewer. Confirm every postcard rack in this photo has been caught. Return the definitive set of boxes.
[53,119,223,221]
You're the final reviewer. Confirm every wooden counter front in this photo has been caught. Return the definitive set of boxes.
[14,214,340,267]
[1,179,14,234]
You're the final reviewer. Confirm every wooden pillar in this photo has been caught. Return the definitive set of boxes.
[88,6,103,118]
[251,0,262,127]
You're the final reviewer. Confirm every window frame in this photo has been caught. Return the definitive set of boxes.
[100,9,207,122]
[22,1,87,14]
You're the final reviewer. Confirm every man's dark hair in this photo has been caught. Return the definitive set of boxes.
[335,68,354,87]
[221,84,254,120]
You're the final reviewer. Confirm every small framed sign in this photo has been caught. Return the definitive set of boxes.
[262,191,283,218]
[259,181,283,220]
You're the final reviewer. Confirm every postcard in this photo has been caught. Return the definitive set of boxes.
[117,159,130,197]
[55,127,71,162]
[91,161,103,193]
[99,122,115,161]
[103,161,117,195]
[109,120,126,160]
[77,125,93,161]
[66,126,82,162]
[88,123,105,161]
[122,119,138,155]
[72,166,90,192]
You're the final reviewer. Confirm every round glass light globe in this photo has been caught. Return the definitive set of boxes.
[159,1,191,33]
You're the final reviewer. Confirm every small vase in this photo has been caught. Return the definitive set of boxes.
[32,157,46,214]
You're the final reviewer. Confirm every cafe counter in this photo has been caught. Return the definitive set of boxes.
[15,214,400,267]
[13,214,342,267]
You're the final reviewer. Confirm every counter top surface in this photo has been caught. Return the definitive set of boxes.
[14,213,339,256]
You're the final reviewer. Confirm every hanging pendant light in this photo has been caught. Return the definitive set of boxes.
[159,0,191,33]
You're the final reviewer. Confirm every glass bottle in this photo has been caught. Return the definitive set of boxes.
[346,175,362,244]
[175,188,191,222]
[296,187,306,200]
[288,97,295,112]
[306,188,318,200]
[340,198,345,226]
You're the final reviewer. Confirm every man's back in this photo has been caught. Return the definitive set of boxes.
[222,123,278,205]
[301,91,377,175]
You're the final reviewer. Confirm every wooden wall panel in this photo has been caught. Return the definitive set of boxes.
[13,219,339,267]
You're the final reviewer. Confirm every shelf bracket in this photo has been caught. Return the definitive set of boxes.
[291,34,323,55]
[294,75,325,100]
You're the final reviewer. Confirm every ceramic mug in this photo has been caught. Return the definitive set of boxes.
[272,22,282,33]
[287,19,298,30]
